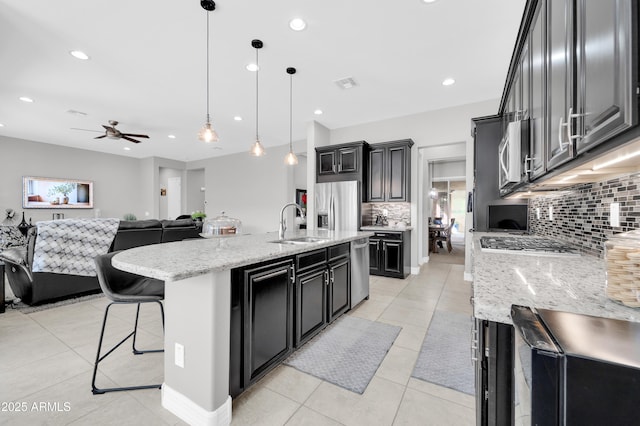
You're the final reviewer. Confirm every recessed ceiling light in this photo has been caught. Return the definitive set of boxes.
[19,96,34,103]
[123,147,131,151]
[421,0,438,3]
[168,134,176,139]
[442,78,456,86]
[289,18,307,31]
[69,50,90,60]
[0,123,4,127]
[234,116,243,121]
[314,109,323,115]
[246,63,259,72]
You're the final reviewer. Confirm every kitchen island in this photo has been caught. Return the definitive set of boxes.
[471,232,640,425]
[112,230,372,426]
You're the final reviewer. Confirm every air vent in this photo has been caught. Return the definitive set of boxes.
[66,109,87,116]
[334,77,358,89]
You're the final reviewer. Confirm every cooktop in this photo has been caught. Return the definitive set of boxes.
[480,236,581,256]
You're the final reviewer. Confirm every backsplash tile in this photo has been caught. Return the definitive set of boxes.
[529,172,640,257]
[363,202,411,226]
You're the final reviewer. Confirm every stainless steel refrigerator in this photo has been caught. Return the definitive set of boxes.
[315,180,369,308]
[315,181,360,231]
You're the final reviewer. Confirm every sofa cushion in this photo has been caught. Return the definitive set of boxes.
[161,219,196,229]
[0,225,26,250]
[118,219,162,230]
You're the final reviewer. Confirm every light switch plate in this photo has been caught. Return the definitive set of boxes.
[536,207,541,220]
[549,206,554,221]
[611,202,620,227]
[175,343,184,368]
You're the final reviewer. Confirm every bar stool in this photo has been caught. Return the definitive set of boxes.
[91,251,165,394]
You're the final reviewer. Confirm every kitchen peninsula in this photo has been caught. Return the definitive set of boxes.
[112,230,372,426]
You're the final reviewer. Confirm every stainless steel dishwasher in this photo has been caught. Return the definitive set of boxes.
[350,237,370,308]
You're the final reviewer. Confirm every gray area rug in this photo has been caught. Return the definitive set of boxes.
[412,309,474,395]
[285,315,401,394]
[9,293,104,314]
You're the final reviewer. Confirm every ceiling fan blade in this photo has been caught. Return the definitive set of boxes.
[122,133,149,138]
[122,136,141,144]
[71,127,103,133]
[102,125,112,130]
[94,135,107,139]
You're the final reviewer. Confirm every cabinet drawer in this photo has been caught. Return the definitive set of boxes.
[328,243,350,261]
[296,249,327,272]
[373,231,402,241]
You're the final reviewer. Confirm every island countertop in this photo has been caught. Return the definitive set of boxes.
[112,229,372,282]
[472,232,640,325]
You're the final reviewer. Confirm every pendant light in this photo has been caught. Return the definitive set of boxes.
[197,0,219,143]
[249,39,266,156]
[284,67,298,165]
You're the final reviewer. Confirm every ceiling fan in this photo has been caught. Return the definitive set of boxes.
[75,120,149,143]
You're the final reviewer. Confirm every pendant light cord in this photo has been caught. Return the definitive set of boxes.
[206,11,210,123]
[289,74,293,150]
[255,47,259,141]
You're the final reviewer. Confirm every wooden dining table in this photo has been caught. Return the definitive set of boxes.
[428,224,446,253]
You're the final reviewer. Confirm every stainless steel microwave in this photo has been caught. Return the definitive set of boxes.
[498,120,527,190]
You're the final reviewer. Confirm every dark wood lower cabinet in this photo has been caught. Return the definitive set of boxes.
[369,231,410,278]
[295,267,327,347]
[230,244,352,398]
[328,258,350,321]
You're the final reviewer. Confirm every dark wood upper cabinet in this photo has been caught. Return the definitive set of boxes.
[366,139,414,202]
[497,0,638,193]
[316,141,367,184]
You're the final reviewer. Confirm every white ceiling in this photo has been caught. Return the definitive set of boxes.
[0,0,526,162]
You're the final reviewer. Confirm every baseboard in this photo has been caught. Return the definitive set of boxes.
[162,384,232,426]
[411,266,420,275]
[464,272,473,282]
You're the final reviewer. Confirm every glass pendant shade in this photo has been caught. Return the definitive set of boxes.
[250,139,265,156]
[284,150,298,165]
[198,120,218,143]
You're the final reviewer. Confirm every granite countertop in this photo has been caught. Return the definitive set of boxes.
[361,225,413,231]
[472,232,640,324]
[113,230,372,282]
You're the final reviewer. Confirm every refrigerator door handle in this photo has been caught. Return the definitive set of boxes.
[328,195,335,230]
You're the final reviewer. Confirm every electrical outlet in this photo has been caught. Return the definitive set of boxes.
[611,202,620,227]
[536,207,541,220]
[175,343,185,368]
[549,206,554,221]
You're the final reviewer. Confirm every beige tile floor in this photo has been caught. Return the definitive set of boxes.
[0,257,474,426]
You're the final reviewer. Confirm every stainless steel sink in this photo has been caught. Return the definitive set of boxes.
[269,236,330,245]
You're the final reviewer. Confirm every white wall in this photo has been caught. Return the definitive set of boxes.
[186,169,205,215]
[0,135,147,222]
[328,99,498,272]
[190,144,294,234]
[159,167,184,220]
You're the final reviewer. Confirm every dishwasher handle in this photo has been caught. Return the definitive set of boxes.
[351,239,369,250]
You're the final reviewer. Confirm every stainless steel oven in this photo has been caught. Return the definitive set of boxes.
[511,305,640,425]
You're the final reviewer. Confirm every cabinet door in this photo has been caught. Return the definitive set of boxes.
[520,40,532,182]
[338,147,359,174]
[382,240,402,276]
[369,239,381,274]
[328,258,350,321]
[317,150,336,175]
[367,148,385,202]
[575,0,635,153]
[387,146,408,201]
[529,0,547,179]
[295,267,327,346]
[244,260,293,384]
[546,0,574,171]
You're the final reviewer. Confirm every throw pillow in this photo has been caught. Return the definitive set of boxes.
[0,225,27,250]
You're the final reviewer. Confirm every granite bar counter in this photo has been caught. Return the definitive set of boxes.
[112,230,372,426]
[472,232,640,325]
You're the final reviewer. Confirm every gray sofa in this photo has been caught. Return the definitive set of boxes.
[0,219,201,305]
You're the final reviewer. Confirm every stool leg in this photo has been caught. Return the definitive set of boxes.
[133,301,164,355]
[92,303,113,395]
